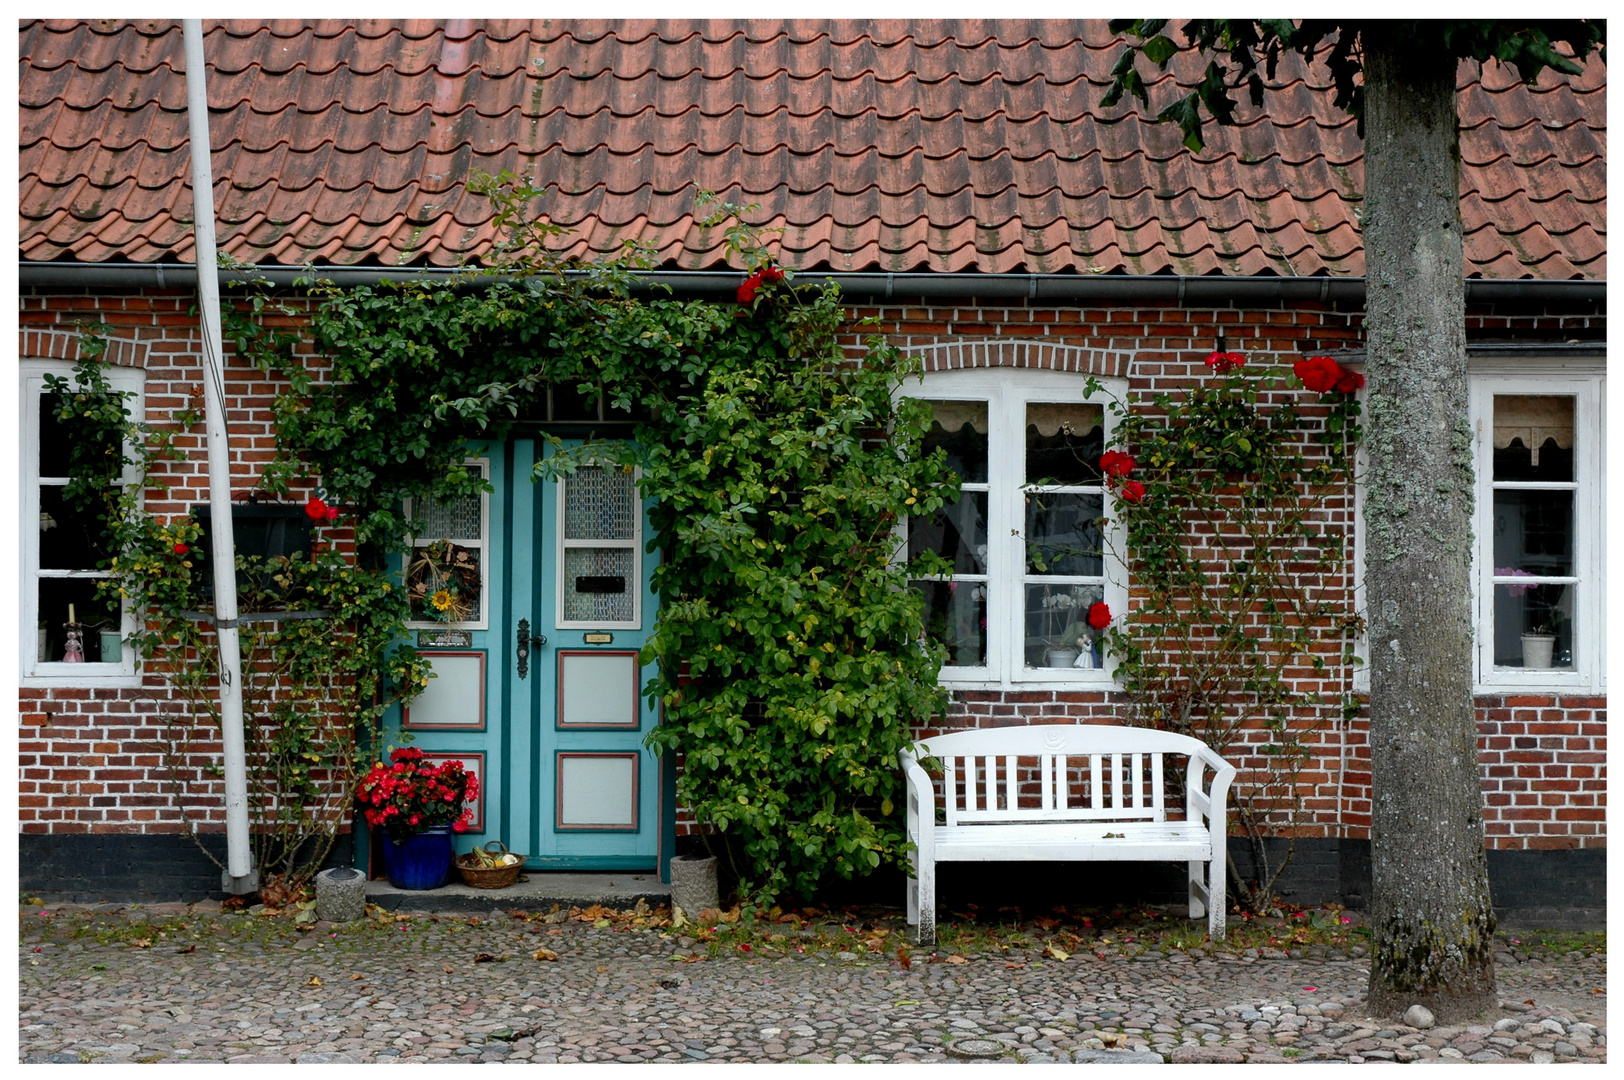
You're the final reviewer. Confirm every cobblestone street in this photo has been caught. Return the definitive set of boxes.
[18,903,1606,1064]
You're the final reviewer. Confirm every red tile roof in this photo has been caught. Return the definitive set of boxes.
[18,19,1606,278]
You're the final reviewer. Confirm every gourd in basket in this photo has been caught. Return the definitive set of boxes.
[456,841,524,889]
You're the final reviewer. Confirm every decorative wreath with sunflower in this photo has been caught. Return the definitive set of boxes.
[406,540,481,623]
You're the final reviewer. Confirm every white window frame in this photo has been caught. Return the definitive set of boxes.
[403,457,491,631]
[1469,364,1605,693]
[902,368,1127,689]
[555,463,643,631]
[20,360,144,687]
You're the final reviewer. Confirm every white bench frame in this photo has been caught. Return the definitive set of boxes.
[899,724,1236,944]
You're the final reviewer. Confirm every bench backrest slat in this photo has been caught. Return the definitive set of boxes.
[916,727,1201,826]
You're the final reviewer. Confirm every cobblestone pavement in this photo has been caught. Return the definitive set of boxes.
[19,904,1605,1064]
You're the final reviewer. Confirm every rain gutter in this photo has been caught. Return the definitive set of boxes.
[17,262,1606,306]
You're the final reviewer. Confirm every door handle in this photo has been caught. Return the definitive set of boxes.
[516,618,547,679]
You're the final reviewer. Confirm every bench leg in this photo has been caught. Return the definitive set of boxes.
[1188,859,1206,920]
[1207,857,1226,941]
[911,859,936,946]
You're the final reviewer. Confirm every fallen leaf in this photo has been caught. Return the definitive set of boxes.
[444,965,455,974]
[597,965,608,973]
[532,947,559,962]
[945,954,968,965]
[350,973,364,981]
[1100,1033,1127,1049]
[131,938,152,949]
[894,999,921,1007]
[472,953,499,964]
[175,944,196,954]
[896,945,912,970]
[593,918,612,929]
[1004,962,1026,970]
[1045,946,1070,962]
[306,976,322,987]
[1303,986,1318,992]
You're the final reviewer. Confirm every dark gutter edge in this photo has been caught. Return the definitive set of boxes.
[17,262,1606,305]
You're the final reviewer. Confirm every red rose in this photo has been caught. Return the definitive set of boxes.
[759,265,784,283]
[325,504,339,522]
[1118,479,1146,503]
[173,542,189,555]
[304,496,330,522]
[1293,356,1342,394]
[1087,602,1112,631]
[1099,450,1135,478]
[1204,350,1245,373]
[1334,369,1365,394]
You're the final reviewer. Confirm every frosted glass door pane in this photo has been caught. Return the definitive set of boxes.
[558,755,638,827]
[560,653,638,727]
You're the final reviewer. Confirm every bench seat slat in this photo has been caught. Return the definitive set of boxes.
[930,820,1211,863]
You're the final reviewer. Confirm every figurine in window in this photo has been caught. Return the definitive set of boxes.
[62,625,85,663]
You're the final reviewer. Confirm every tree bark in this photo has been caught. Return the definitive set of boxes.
[1360,26,1496,1022]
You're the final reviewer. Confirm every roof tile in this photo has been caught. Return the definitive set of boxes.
[18,18,1605,277]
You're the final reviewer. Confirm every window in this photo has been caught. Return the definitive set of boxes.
[20,360,143,685]
[404,459,490,629]
[904,369,1125,685]
[1471,371,1605,691]
[556,463,642,629]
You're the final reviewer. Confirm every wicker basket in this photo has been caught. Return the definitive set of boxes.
[456,841,524,889]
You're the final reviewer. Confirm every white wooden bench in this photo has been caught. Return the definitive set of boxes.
[899,724,1236,944]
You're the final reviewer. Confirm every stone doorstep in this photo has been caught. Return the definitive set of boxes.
[365,871,671,912]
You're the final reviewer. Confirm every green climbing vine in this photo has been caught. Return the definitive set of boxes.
[213,179,959,901]
[48,339,429,901]
[1094,350,1365,913]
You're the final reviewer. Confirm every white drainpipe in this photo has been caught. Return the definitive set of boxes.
[182,19,256,895]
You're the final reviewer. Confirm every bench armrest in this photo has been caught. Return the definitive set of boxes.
[1183,746,1238,842]
[897,749,936,863]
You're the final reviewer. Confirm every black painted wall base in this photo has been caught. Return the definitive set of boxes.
[19,833,354,903]
[17,832,1603,928]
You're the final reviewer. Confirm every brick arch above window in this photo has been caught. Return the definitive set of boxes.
[20,328,150,369]
[903,339,1131,379]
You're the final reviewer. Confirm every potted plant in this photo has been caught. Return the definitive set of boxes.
[355,747,477,889]
[1521,618,1558,670]
[1042,599,1112,669]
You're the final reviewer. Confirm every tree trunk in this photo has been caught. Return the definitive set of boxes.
[1360,26,1496,1022]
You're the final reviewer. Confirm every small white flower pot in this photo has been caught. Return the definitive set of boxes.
[1521,634,1555,669]
[1045,648,1079,668]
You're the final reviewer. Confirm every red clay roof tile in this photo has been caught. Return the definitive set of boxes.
[18,19,1606,278]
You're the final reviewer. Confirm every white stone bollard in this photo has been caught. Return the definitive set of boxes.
[668,853,719,924]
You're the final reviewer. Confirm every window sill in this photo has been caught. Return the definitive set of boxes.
[940,674,1118,693]
[21,672,143,690]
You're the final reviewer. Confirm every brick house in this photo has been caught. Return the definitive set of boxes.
[17,21,1605,920]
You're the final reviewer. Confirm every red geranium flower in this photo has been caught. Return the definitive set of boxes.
[1099,450,1135,478]
[1293,356,1343,394]
[1118,479,1146,503]
[1204,350,1245,373]
[173,542,189,555]
[1087,602,1112,631]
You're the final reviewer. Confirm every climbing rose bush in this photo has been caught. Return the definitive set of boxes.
[355,746,477,835]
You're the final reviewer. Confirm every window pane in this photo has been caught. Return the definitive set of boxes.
[908,492,988,573]
[1024,583,1105,669]
[1492,490,1573,577]
[38,485,111,571]
[914,580,986,667]
[1492,395,1574,482]
[1025,492,1104,576]
[37,577,118,663]
[1492,583,1573,670]
[1027,402,1104,485]
[564,547,634,622]
[922,401,989,484]
[564,466,635,541]
[39,392,119,478]
[418,490,482,540]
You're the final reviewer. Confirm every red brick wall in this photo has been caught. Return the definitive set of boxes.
[20,286,1606,853]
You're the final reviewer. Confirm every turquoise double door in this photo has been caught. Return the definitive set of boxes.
[394,438,665,874]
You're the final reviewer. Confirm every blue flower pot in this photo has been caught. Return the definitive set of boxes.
[385,826,454,890]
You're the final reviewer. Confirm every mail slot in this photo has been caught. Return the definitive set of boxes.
[575,575,627,594]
